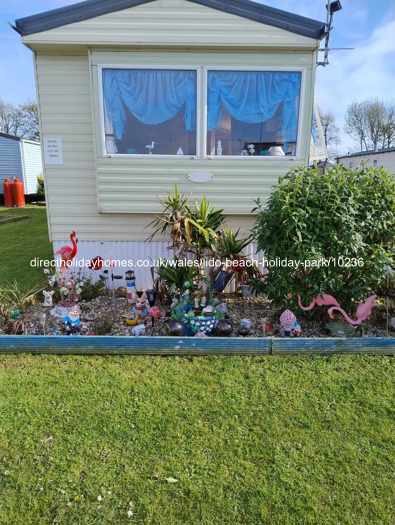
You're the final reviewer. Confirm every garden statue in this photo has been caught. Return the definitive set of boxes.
[42,290,54,307]
[146,289,156,307]
[135,299,149,321]
[298,294,341,311]
[280,310,302,337]
[216,302,228,316]
[126,305,139,326]
[149,306,161,320]
[56,230,78,272]
[328,295,377,326]
[238,319,252,336]
[63,305,81,335]
[125,270,137,304]
[261,318,273,336]
[131,323,146,336]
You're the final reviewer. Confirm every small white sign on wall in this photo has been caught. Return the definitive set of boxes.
[188,171,213,183]
[44,136,63,165]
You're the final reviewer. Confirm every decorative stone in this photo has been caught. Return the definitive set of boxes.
[238,319,252,336]
[131,323,146,336]
[189,316,216,336]
[214,319,233,337]
[202,305,214,316]
[168,320,186,337]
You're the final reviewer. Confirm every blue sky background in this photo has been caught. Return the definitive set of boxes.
[1,0,395,153]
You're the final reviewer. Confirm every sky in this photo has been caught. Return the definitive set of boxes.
[1,0,395,153]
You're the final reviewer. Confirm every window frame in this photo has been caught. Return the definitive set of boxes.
[97,64,305,161]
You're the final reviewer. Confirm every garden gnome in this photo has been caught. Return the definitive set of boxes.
[42,290,54,307]
[279,309,301,337]
[63,305,81,335]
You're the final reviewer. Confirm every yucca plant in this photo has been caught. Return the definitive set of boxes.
[214,228,252,260]
[149,187,224,258]
[0,282,41,312]
[189,196,224,257]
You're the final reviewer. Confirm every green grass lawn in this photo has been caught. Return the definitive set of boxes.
[0,206,52,290]
[0,354,394,525]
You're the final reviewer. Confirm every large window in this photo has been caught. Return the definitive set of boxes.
[101,67,302,158]
[102,68,197,155]
[207,70,301,157]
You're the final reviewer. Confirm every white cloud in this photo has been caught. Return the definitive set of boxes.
[317,17,395,153]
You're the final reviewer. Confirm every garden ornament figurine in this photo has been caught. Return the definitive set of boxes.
[298,294,341,311]
[56,230,78,272]
[42,290,54,307]
[63,305,81,335]
[280,310,301,337]
[328,295,377,326]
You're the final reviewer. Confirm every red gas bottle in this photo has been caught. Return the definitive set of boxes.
[3,178,14,207]
[12,177,25,208]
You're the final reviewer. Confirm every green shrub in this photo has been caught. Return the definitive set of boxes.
[253,165,395,309]
[36,176,45,201]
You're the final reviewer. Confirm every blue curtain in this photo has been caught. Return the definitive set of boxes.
[103,69,197,141]
[207,71,301,142]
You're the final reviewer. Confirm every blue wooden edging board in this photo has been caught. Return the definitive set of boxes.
[272,337,395,355]
[0,336,270,356]
[0,335,394,356]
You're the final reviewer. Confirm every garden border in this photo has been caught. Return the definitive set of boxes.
[0,336,394,356]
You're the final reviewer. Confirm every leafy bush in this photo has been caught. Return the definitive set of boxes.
[79,278,106,302]
[36,176,45,201]
[253,165,395,309]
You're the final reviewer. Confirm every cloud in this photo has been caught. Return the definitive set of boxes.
[317,17,395,152]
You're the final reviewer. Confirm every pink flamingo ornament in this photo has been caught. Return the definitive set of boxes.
[56,231,78,272]
[298,294,341,311]
[328,295,377,326]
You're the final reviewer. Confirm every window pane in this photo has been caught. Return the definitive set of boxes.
[103,69,197,155]
[207,71,301,156]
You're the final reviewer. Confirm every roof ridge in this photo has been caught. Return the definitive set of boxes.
[14,0,326,40]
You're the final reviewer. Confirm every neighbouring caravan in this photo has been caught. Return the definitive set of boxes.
[337,148,395,175]
[15,0,326,285]
[0,132,42,196]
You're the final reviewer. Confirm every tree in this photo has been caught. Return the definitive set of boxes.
[20,101,40,140]
[319,110,340,148]
[0,100,25,137]
[345,101,369,151]
[345,99,395,152]
[0,99,40,140]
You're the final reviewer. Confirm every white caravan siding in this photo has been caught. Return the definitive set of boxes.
[0,136,22,192]
[23,0,317,49]
[338,151,395,175]
[20,140,43,194]
[35,48,315,241]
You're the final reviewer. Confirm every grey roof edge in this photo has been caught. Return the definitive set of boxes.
[14,0,326,40]
[337,147,395,160]
[0,132,21,141]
